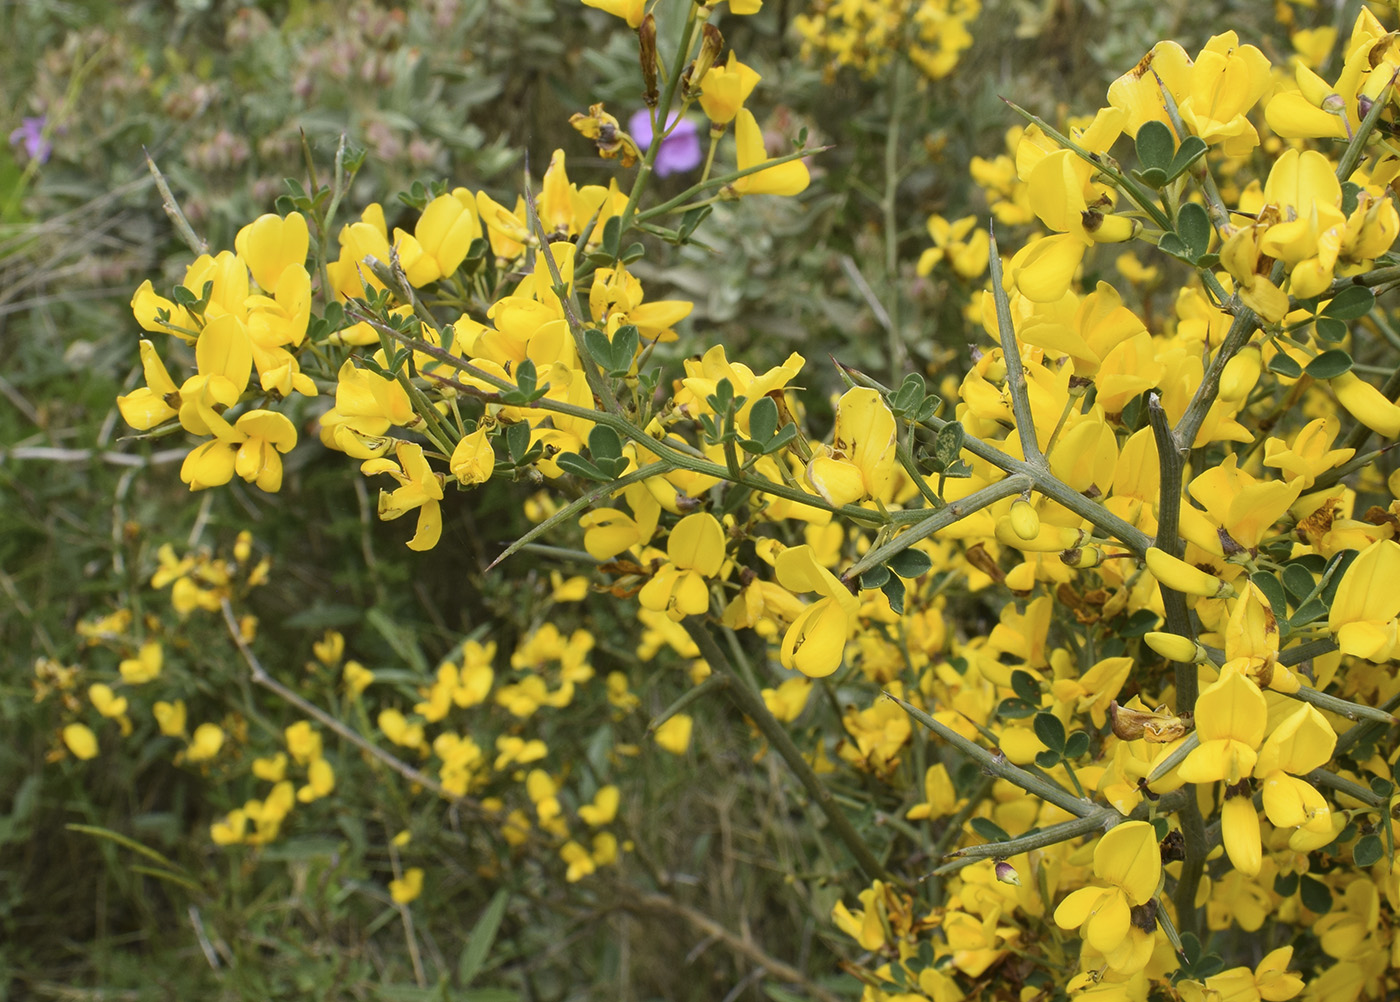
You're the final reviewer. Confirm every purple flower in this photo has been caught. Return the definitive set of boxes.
[628,109,702,178]
[9,116,51,164]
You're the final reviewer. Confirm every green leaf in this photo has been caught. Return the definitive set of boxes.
[555,453,610,482]
[583,327,614,369]
[1274,872,1299,896]
[505,422,531,464]
[1289,599,1328,628]
[934,422,965,469]
[1165,135,1208,182]
[970,817,1010,843]
[888,548,933,579]
[678,205,712,242]
[1305,350,1353,379]
[1033,712,1066,753]
[860,566,891,589]
[1299,875,1332,913]
[763,424,798,455]
[1281,563,1316,602]
[1251,572,1287,619]
[892,373,926,415]
[1035,749,1061,769]
[881,575,906,615]
[458,889,509,987]
[1176,202,1212,261]
[588,426,623,464]
[1063,731,1090,759]
[1322,285,1375,320]
[1314,316,1348,343]
[1267,352,1304,378]
[1372,777,1396,798]
[1135,121,1176,170]
[1010,669,1039,704]
[599,215,621,259]
[1157,232,1190,260]
[997,697,1036,720]
[749,396,778,443]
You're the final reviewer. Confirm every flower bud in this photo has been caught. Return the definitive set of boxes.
[1008,499,1040,540]
[1331,371,1400,438]
[1144,631,1205,663]
[1083,211,1141,244]
[995,861,1021,886]
[1218,346,1262,403]
[1145,547,1231,598]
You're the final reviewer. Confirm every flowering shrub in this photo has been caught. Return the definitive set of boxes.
[31,0,1400,1000]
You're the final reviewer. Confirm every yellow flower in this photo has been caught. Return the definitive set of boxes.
[153,700,187,737]
[775,545,860,678]
[344,660,375,696]
[389,867,424,905]
[1327,539,1400,660]
[638,512,726,621]
[118,641,163,685]
[63,723,99,760]
[235,212,309,293]
[1052,821,1160,970]
[180,408,298,493]
[698,52,761,126]
[393,192,481,287]
[730,109,809,197]
[653,714,694,755]
[362,442,446,551]
[1177,669,1267,784]
[285,721,323,764]
[579,785,620,826]
[184,722,226,763]
[449,426,496,486]
[805,387,896,507]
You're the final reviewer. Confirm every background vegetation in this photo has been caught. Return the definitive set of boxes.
[0,1,1335,1000]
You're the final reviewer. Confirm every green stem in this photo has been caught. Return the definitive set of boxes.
[682,619,891,883]
[987,230,1045,468]
[889,692,1096,819]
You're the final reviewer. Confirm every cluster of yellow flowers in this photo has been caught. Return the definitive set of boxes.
[794,0,981,82]
[74,0,1400,997]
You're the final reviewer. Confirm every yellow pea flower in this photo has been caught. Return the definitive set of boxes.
[449,426,496,487]
[805,387,896,507]
[117,340,181,431]
[393,192,481,287]
[775,544,860,678]
[698,52,761,126]
[1188,453,1303,551]
[1327,539,1400,660]
[252,752,287,782]
[184,722,225,763]
[1052,821,1161,968]
[336,661,370,697]
[119,641,163,685]
[730,109,809,197]
[362,442,446,551]
[234,211,309,293]
[389,868,424,905]
[761,677,813,723]
[653,714,693,755]
[561,841,597,882]
[1177,669,1267,784]
[285,721,323,764]
[579,785,620,826]
[298,758,335,803]
[153,700,187,738]
[63,723,99,760]
[638,512,725,621]
[210,809,247,846]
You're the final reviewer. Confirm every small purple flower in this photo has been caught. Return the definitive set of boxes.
[9,116,51,164]
[629,109,702,178]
